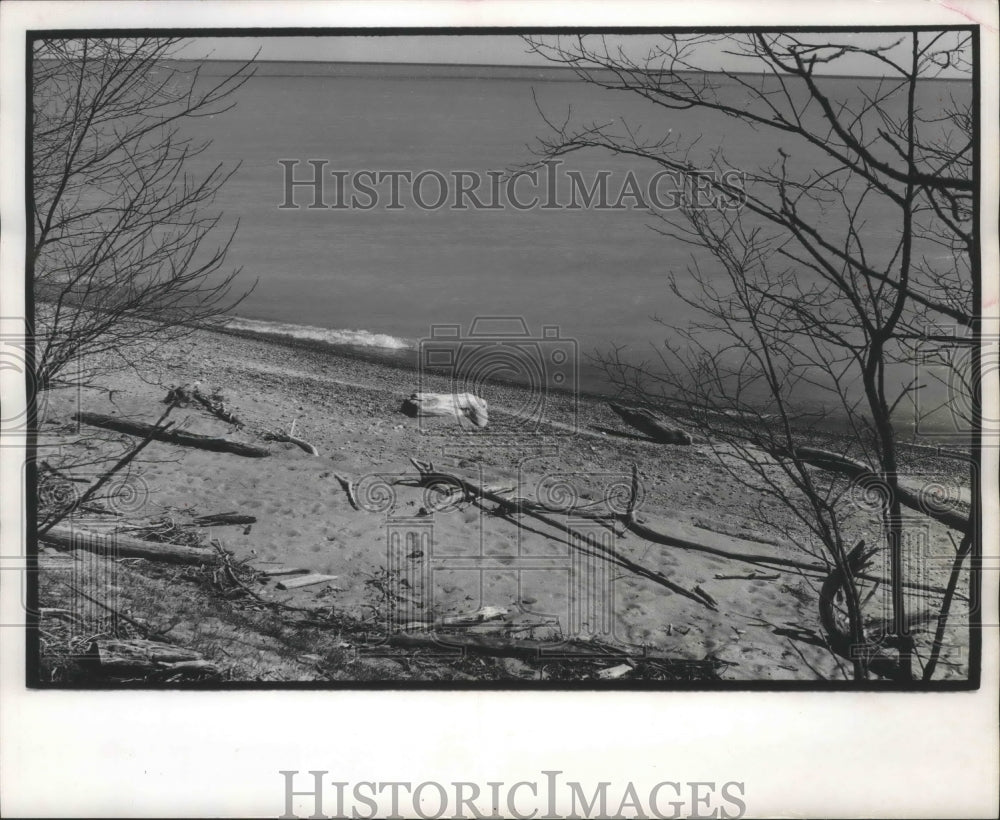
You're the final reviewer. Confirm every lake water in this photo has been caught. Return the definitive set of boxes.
[175,61,970,429]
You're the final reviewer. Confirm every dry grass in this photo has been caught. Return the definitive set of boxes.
[35,544,729,685]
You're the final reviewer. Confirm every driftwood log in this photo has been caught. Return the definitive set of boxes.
[75,412,270,457]
[786,446,969,532]
[164,385,320,456]
[401,392,489,427]
[89,639,219,676]
[608,404,969,532]
[40,524,218,565]
[609,403,695,444]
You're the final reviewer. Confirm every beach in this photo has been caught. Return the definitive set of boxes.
[34,327,973,683]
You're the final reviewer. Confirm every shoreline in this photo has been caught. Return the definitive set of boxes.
[209,320,615,403]
[205,321,974,471]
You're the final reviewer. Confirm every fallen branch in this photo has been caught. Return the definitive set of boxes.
[40,461,90,483]
[88,638,219,677]
[408,458,718,611]
[164,384,244,428]
[40,524,218,565]
[192,512,257,527]
[259,566,310,577]
[75,412,270,458]
[439,606,508,627]
[405,459,951,599]
[63,582,161,639]
[714,572,782,581]
[90,638,204,668]
[625,514,949,596]
[276,573,338,591]
[693,585,718,609]
[39,404,176,535]
[335,474,360,510]
[263,431,319,456]
[378,632,731,676]
[626,515,826,573]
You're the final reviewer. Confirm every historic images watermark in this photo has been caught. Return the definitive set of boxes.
[279,770,748,819]
[277,159,746,212]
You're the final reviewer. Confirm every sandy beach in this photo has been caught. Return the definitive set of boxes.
[34,327,973,683]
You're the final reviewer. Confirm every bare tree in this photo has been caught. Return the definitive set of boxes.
[526,32,975,680]
[31,37,256,389]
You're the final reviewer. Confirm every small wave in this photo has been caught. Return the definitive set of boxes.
[223,316,413,350]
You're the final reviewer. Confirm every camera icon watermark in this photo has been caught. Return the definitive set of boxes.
[416,317,578,436]
[911,322,999,444]
[0,318,84,436]
[3,456,129,636]
[358,464,640,659]
[4,428,149,632]
[838,466,987,671]
[842,469,974,527]
[364,515,619,656]
[34,526,124,649]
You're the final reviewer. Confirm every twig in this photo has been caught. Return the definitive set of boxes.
[693,585,719,608]
[61,581,170,641]
[334,474,359,510]
[714,572,781,581]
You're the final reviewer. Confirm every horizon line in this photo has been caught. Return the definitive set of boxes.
[172,57,972,81]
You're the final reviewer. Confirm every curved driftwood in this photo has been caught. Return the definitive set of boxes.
[75,412,270,458]
[818,540,905,681]
[263,431,319,456]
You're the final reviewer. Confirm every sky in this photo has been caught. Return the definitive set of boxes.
[174,32,972,77]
